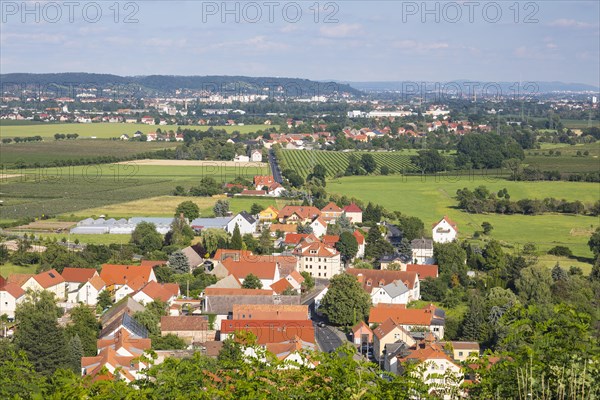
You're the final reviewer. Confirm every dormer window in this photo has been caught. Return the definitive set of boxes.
[379,280,385,287]
[366,279,372,286]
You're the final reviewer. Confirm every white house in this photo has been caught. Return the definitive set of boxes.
[354,230,365,258]
[0,283,26,320]
[343,203,363,224]
[294,240,342,280]
[226,211,257,236]
[72,276,106,306]
[62,267,99,293]
[432,216,458,243]
[234,155,250,162]
[310,217,328,238]
[370,280,410,305]
[251,150,263,162]
[21,269,66,300]
[411,238,435,265]
[131,282,180,305]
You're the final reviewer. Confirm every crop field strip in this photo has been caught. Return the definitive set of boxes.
[278,150,418,177]
[0,163,269,221]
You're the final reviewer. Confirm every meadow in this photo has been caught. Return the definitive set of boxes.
[279,149,419,177]
[0,163,269,223]
[328,174,599,259]
[0,123,271,139]
[0,140,176,166]
[524,142,600,173]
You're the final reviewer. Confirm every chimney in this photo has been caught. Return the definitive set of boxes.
[356,273,364,284]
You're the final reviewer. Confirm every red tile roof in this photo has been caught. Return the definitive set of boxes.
[287,270,305,284]
[0,282,25,298]
[283,233,309,245]
[220,319,315,344]
[321,202,343,213]
[346,268,418,291]
[213,249,254,262]
[432,216,459,232]
[353,230,365,245]
[7,273,34,287]
[222,258,277,281]
[278,206,321,220]
[138,281,179,302]
[369,303,440,325]
[270,278,293,294]
[100,264,154,286]
[254,175,275,187]
[87,275,106,291]
[160,316,208,331]
[61,267,98,283]
[204,288,274,296]
[33,269,65,288]
[406,264,439,279]
[321,235,340,247]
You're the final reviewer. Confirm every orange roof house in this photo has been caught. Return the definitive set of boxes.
[61,267,98,283]
[232,304,309,320]
[220,319,315,345]
[100,264,156,287]
[270,278,295,294]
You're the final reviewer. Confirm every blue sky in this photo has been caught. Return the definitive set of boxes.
[1,1,599,86]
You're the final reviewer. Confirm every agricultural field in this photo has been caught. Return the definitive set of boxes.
[328,175,599,259]
[0,122,271,139]
[0,163,269,223]
[279,149,419,177]
[0,140,176,167]
[524,141,600,173]
[55,195,291,220]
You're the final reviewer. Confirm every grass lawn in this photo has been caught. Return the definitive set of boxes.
[328,175,599,259]
[0,262,38,277]
[0,123,271,139]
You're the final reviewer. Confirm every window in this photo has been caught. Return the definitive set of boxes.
[458,351,463,356]
[366,280,372,286]
[324,273,327,277]
[318,273,321,277]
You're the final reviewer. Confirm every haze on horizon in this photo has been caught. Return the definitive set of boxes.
[1,1,599,86]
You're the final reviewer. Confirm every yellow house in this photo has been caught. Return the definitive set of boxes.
[258,206,279,221]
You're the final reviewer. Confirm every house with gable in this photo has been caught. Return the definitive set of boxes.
[373,317,416,361]
[254,175,275,190]
[369,303,446,339]
[221,257,280,289]
[132,282,180,305]
[100,264,157,302]
[343,203,363,223]
[278,206,321,224]
[396,334,463,398]
[72,276,106,306]
[309,216,328,238]
[62,267,99,292]
[353,230,365,258]
[321,202,343,223]
[294,236,342,279]
[346,268,420,304]
[82,328,152,383]
[226,211,257,235]
[0,282,26,319]
[258,206,279,222]
[411,238,435,265]
[22,269,66,300]
[432,216,458,243]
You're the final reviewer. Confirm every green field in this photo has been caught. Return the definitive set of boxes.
[0,140,176,166]
[524,142,600,173]
[0,123,271,139]
[328,175,599,259]
[0,163,269,222]
[279,149,419,177]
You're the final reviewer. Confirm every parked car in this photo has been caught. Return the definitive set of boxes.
[317,321,326,328]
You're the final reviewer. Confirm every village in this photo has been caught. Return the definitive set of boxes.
[0,173,483,396]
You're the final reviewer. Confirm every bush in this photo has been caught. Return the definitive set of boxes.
[547,245,573,257]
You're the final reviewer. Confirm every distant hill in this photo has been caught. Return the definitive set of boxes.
[345,80,599,94]
[0,73,362,96]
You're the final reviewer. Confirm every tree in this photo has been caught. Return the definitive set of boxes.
[250,203,265,215]
[319,274,371,326]
[481,240,506,271]
[13,291,69,376]
[65,304,99,357]
[460,294,489,342]
[175,201,200,221]
[396,215,425,241]
[434,242,467,285]
[242,273,263,289]
[300,271,315,291]
[588,227,600,257]
[96,290,113,312]
[336,232,358,265]
[230,224,243,250]
[481,221,493,235]
[0,342,47,398]
[411,149,446,173]
[361,154,377,174]
[0,244,9,264]
[67,334,83,373]
[547,245,573,257]
[164,217,194,247]
[257,229,273,255]
[130,222,163,254]
[515,265,553,304]
[380,165,390,175]
[168,250,190,274]
[213,199,230,217]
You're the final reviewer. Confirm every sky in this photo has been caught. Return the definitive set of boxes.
[1,1,599,86]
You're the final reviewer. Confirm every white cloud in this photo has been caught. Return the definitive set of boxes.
[548,19,596,28]
[392,40,449,50]
[319,23,363,38]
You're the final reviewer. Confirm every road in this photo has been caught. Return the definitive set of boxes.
[268,149,283,183]
[305,294,347,353]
